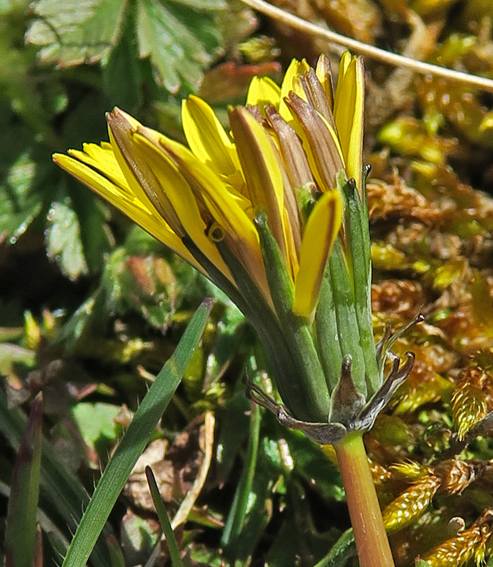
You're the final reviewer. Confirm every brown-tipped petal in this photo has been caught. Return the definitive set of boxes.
[245,103,264,124]
[107,109,184,237]
[286,92,344,192]
[300,69,335,128]
[265,105,315,192]
[315,54,335,110]
[246,105,302,269]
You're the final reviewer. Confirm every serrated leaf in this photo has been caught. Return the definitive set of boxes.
[0,152,43,242]
[46,200,88,280]
[136,0,222,93]
[26,0,127,66]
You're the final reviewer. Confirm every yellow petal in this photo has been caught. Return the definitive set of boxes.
[152,130,273,300]
[292,190,342,318]
[229,107,287,259]
[246,75,281,109]
[68,143,128,189]
[334,54,365,192]
[53,153,200,270]
[182,95,240,175]
[279,58,310,123]
[129,132,234,283]
[158,136,257,246]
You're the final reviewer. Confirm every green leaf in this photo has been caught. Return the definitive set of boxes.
[46,200,88,280]
[0,120,48,242]
[67,178,112,273]
[27,0,227,96]
[136,0,222,93]
[61,299,211,567]
[102,1,143,111]
[47,175,112,278]
[71,402,121,456]
[0,373,116,566]
[222,422,274,566]
[26,0,127,66]
[4,395,43,567]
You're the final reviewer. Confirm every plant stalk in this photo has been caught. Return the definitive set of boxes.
[334,432,395,567]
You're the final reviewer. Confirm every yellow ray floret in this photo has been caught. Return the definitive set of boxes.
[182,95,241,179]
[333,53,365,192]
[229,107,287,258]
[246,75,281,110]
[279,58,310,123]
[52,152,200,272]
[128,132,232,282]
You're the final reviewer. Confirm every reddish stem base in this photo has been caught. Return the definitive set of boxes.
[334,432,395,567]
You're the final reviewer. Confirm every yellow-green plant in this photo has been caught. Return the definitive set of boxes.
[54,52,416,567]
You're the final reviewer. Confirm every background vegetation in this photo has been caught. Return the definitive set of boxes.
[1,0,493,565]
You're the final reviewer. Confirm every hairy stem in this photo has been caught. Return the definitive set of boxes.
[334,432,394,567]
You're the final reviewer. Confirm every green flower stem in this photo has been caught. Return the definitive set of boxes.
[334,432,395,567]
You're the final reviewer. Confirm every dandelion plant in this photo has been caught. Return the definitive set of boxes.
[54,52,417,567]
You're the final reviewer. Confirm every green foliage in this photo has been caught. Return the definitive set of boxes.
[27,0,227,93]
[71,402,122,455]
[4,396,43,567]
[46,200,88,279]
[146,466,185,567]
[26,0,127,66]
[61,300,211,567]
[3,0,493,565]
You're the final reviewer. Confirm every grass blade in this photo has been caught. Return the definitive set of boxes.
[221,402,261,555]
[0,390,113,566]
[61,299,211,567]
[5,395,43,567]
[145,466,184,567]
[313,528,356,567]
